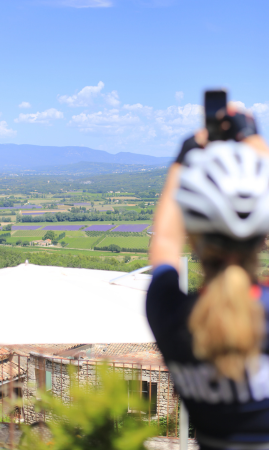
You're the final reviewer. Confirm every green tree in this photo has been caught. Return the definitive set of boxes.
[61,241,66,247]
[124,255,131,263]
[3,224,12,231]
[43,231,56,241]
[52,240,58,245]
[22,241,29,246]
[19,364,156,450]
[108,244,121,253]
[16,240,22,246]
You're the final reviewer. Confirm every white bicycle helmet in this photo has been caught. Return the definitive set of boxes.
[175,141,269,239]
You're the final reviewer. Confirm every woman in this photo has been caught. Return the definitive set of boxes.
[146,110,269,450]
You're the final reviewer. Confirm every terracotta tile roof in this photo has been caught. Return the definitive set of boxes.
[0,360,25,382]
[8,344,84,357]
[6,344,166,370]
[0,348,11,361]
[92,343,160,355]
[88,343,166,369]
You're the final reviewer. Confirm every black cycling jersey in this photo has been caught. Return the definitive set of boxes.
[146,265,269,450]
[175,135,203,165]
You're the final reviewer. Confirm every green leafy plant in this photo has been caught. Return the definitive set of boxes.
[19,364,157,450]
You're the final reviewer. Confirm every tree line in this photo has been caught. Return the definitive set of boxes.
[17,211,152,223]
[0,247,149,272]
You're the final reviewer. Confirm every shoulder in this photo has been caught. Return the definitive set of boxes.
[146,264,197,342]
[175,135,203,164]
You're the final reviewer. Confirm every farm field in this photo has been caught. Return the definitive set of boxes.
[6,237,32,244]
[63,237,100,249]
[96,236,150,249]
[13,230,45,237]
[63,230,86,237]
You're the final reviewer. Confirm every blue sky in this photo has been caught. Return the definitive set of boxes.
[0,0,269,157]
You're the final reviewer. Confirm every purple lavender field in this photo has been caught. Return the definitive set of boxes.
[12,226,41,230]
[20,205,42,209]
[111,224,149,232]
[42,225,82,231]
[22,212,45,215]
[0,205,42,210]
[84,225,114,232]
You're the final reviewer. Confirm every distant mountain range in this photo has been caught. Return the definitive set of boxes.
[0,144,172,174]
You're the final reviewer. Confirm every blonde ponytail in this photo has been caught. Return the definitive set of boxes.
[188,265,265,381]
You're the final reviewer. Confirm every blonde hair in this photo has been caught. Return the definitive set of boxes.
[188,265,265,381]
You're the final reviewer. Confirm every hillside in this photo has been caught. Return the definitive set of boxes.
[0,144,172,172]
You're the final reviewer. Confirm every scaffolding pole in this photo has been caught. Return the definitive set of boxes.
[179,257,189,450]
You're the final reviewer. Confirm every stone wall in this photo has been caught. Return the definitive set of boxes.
[23,356,178,425]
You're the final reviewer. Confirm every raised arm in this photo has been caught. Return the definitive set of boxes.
[149,162,184,272]
[149,129,208,272]
[149,123,269,272]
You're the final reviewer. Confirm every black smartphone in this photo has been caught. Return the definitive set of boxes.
[205,90,227,141]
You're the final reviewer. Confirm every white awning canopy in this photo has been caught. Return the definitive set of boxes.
[0,263,155,344]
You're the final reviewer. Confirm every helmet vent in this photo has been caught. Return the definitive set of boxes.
[256,160,262,175]
[235,153,241,164]
[236,212,250,219]
[213,158,228,173]
[206,173,219,189]
[239,194,251,199]
[187,209,209,220]
[181,186,196,194]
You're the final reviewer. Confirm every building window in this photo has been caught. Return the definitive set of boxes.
[45,371,52,391]
[35,369,52,391]
[127,380,157,415]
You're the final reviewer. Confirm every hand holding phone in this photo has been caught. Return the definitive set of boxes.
[205,90,227,141]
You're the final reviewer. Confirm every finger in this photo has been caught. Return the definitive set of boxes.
[195,128,208,147]
[216,107,227,120]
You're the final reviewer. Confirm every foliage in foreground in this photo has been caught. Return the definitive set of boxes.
[0,247,149,272]
[19,365,157,450]
[0,247,203,291]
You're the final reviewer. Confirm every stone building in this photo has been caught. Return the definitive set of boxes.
[18,343,178,425]
[31,239,52,246]
[0,347,26,421]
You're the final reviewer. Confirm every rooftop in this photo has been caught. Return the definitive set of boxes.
[0,264,154,344]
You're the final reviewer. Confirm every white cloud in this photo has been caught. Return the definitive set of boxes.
[68,100,203,149]
[250,103,269,115]
[69,109,139,134]
[154,103,202,136]
[58,82,105,107]
[104,90,120,107]
[40,0,112,7]
[19,101,31,109]
[249,103,269,130]
[14,108,64,124]
[175,91,184,103]
[123,103,153,116]
[123,103,144,111]
[0,121,17,137]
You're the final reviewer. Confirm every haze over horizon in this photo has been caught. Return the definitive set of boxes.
[1,0,269,158]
